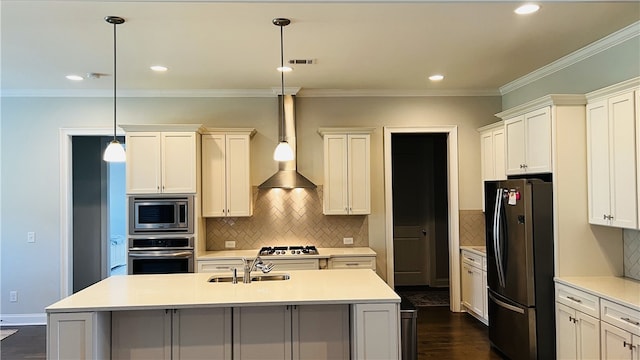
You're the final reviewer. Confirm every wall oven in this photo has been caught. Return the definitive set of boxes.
[129,195,194,234]
[128,236,194,275]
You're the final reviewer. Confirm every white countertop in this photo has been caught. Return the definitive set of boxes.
[46,269,398,313]
[197,247,376,260]
[555,276,640,311]
[460,245,486,256]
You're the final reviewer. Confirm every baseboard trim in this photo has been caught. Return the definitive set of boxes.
[0,313,46,326]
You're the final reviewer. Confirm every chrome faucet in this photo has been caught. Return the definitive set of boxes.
[242,256,274,283]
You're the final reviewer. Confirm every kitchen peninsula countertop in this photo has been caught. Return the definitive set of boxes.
[197,246,376,260]
[555,276,640,311]
[46,269,398,313]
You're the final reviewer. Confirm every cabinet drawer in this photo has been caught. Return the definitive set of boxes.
[601,299,640,336]
[268,258,320,271]
[329,257,375,270]
[461,250,484,270]
[198,260,244,273]
[555,283,600,318]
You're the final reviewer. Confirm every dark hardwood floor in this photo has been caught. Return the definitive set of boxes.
[417,307,505,359]
[1,308,504,359]
[1,325,46,360]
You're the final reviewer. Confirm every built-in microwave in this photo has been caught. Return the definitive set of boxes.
[128,195,194,234]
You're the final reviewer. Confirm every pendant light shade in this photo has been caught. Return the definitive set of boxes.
[273,18,294,162]
[103,16,126,163]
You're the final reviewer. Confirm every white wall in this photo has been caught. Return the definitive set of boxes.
[0,95,501,318]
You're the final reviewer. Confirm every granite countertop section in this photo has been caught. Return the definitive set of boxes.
[555,276,640,312]
[460,245,486,256]
[197,247,376,260]
[46,269,399,313]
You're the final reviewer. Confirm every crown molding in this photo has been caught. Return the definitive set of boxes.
[1,87,501,98]
[585,77,640,102]
[500,20,640,95]
[495,94,586,119]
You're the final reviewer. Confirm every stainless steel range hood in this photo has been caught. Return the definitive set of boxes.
[259,94,317,189]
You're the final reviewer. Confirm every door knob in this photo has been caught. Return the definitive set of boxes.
[421,229,427,235]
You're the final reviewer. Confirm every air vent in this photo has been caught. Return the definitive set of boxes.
[288,59,315,65]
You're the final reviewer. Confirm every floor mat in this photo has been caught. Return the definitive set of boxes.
[397,289,450,307]
[0,329,18,341]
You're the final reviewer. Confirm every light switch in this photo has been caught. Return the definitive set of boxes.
[27,232,35,243]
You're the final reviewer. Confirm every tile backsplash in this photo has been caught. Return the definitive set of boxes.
[459,210,486,246]
[624,229,640,281]
[206,186,368,250]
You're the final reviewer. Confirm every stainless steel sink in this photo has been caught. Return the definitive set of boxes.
[208,273,290,283]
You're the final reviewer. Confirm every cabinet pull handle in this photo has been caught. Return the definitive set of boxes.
[566,296,582,303]
[621,317,640,326]
[623,341,635,350]
[346,263,359,266]
[604,214,608,220]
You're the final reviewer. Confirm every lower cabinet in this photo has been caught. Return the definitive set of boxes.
[460,249,487,324]
[555,282,640,360]
[351,303,401,360]
[47,312,110,360]
[556,302,600,359]
[601,322,639,360]
[197,259,244,273]
[233,305,350,360]
[111,308,232,360]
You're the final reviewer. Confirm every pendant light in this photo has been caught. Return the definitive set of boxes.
[272,18,294,162]
[103,16,126,162]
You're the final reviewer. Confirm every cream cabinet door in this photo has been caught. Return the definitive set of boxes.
[161,132,197,193]
[493,128,506,180]
[481,131,495,180]
[524,107,552,174]
[576,310,601,360]
[172,308,232,360]
[348,134,371,214]
[608,92,637,229]
[587,99,611,226]
[601,321,634,360]
[292,305,350,360]
[225,134,252,217]
[461,263,483,316]
[505,115,526,175]
[351,303,400,360]
[126,132,161,193]
[233,306,292,360]
[48,312,110,360]
[112,310,172,360]
[556,303,579,360]
[202,134,226,217]
[323,134,349,215]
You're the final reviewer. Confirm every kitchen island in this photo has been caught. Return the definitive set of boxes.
[46,269,400,360]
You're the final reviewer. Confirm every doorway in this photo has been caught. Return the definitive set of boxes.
[391,133,449,287]
[60,129,126,296]
[71,136,126,293]
[384,126,461,312]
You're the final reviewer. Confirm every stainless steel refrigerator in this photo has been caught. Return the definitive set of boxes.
[484,179,555,360]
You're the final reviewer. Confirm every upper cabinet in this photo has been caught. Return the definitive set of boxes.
[201,128,255,218]
[504,106,552,175]
[318,128,374,215]
[586,87,638,229]
[123,125,202,194]
[479,122,506,182]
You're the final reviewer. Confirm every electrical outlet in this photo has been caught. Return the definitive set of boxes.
[9,291,17,302]
[343,237,354,245]
[225,241,236,249]
[27,232,35,243]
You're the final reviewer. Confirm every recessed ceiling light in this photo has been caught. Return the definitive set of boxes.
[429,74,444,81]
[277,66,293,72]
[150,65,168,72]
[66,75,84,81]
[515,4,540,15]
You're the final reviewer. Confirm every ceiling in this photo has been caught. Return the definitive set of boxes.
[2,1,639,97]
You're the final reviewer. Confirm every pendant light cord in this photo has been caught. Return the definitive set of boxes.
[112,20,117,142]
[279,24,285,143]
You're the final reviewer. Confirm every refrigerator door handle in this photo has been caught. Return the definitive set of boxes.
[493,188,506,288]
[489,292,524,314]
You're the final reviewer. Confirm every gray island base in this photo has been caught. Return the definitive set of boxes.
[46,269,401,360]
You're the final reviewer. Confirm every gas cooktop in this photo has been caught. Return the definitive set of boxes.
[258,246,319,256]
